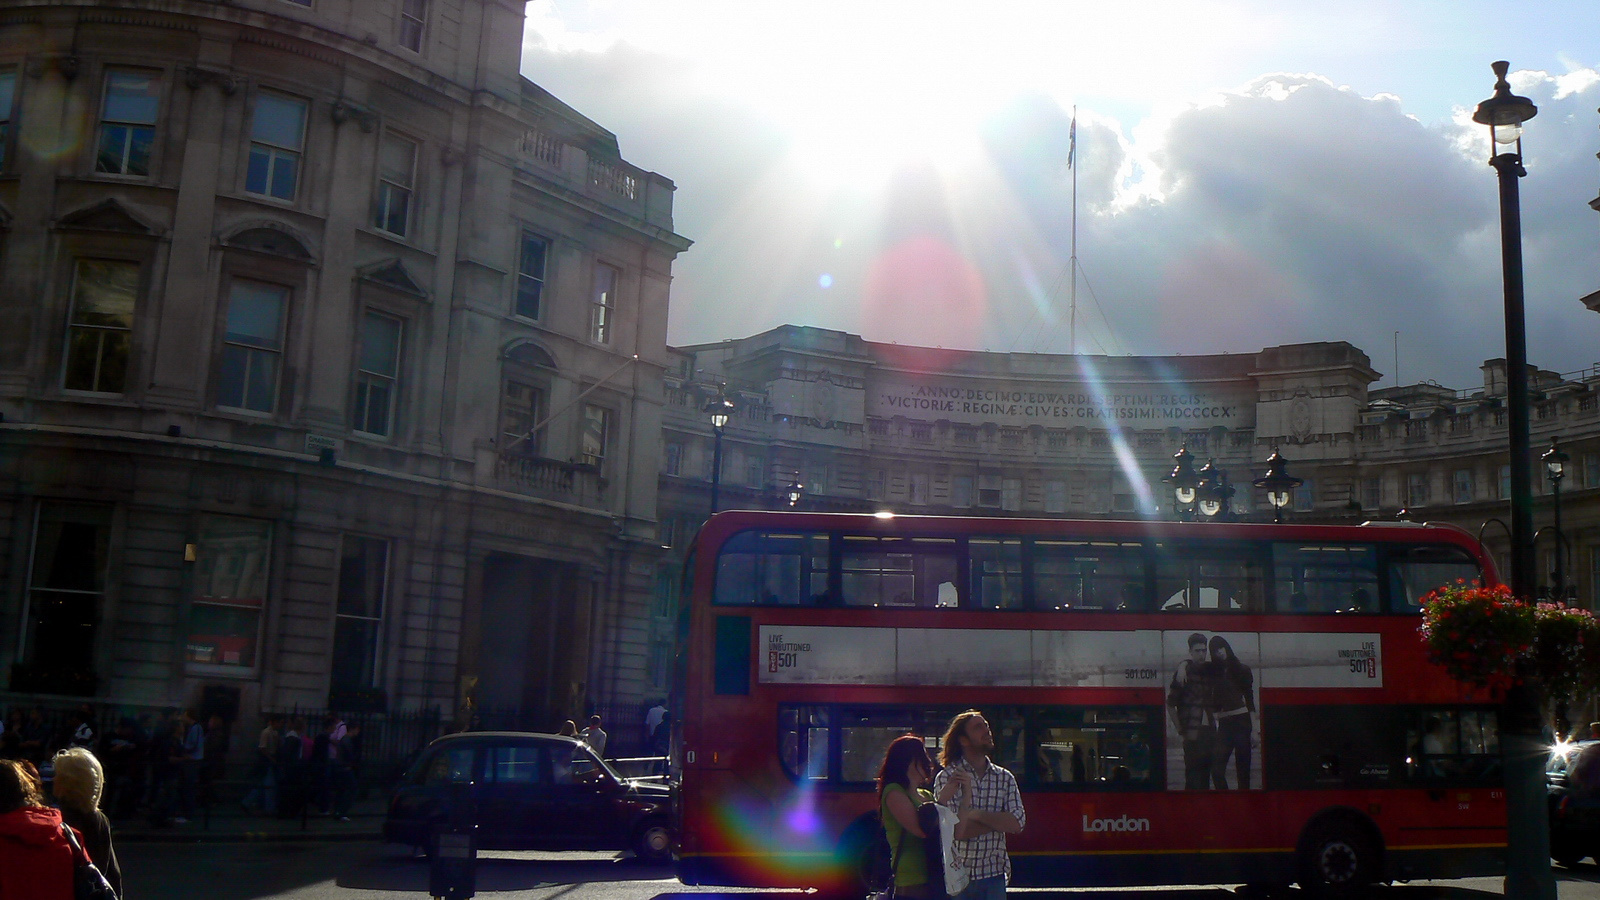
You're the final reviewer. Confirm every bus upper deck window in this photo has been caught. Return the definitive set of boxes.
[713,531,828,606]
[840,536,960,608]
[1271,543,1379,614]
[1033,541,1147,611]
[1389,545,1482,614]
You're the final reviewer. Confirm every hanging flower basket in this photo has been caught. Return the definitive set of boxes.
[1418,582,1535,693]
[1420,581,1600,701]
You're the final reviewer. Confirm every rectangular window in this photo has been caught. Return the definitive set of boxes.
[186,516,271,667]
[1499,464,1511,500]
[1044,480,1067,514]
[579,403,609,469]
[499,380,544,457]
[353,312,402,436]
[663,442,682,476]
[62,259,138,394]
[515,233,547,319]
[398,0,427,52]
[1388,544,1483,613]
[0,69,16,171]
[715,531,830,606]
[246,92,307,200]
[746,457,763,487]
[485,744,545,784]
[217,280,286,413]
[1406,472,1429,508]
[950,475,972,508]
[909,473,928,506]
[969,537,1023,609]
[331,536,388,693]
[1586,453,1600,490]
[840,536,959,608]
[590,263,618,343]
[1453,469,1474,505]
[1362,476,1381,511]
[21,503,112,682]
[1034,540,1147,611]
[96,70,159,176]
[1154,542,1267,611]
[1272,543,1379,613]
[1293,480,1314,512]
[374,132,415,236]
[1001,477,1022,511]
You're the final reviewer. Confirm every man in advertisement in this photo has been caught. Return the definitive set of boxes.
[934,710,1026,900]
[1168,633,1216,790]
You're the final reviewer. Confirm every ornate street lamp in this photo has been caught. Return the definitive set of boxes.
[1161,447,1200,521]
[1544,438,1570,599]
[1473,60,1551,900]
[704,386,735,515]
[1199,464,1236,521]
[784,472,805,509]
[1252,449,1303,524]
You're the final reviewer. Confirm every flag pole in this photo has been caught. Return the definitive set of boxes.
[1069,106,1078,355]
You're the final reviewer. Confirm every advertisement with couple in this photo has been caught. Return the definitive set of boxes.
[1164,631,1261,791]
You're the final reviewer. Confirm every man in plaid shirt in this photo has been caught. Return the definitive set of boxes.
[933,710,1026,900]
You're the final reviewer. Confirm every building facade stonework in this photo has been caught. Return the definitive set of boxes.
[658,326,1600,625]
[0,0,688,741]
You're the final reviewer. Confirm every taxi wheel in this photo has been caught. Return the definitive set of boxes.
[633,819,672,863]
[1552,831,1586,867]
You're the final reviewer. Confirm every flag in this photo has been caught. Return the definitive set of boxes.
[1067,110,1077,170]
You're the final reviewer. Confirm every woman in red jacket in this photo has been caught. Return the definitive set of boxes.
[0,758,79,900]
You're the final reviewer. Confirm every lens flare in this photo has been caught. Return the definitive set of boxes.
[702,780,848,884]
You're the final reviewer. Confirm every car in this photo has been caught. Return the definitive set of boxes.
[383,731,673,862]
[1548,739,1600,866]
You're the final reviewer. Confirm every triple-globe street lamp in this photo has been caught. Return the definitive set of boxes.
[704,387,735,515]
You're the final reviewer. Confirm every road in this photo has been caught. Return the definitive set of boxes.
[120,843,1600,900]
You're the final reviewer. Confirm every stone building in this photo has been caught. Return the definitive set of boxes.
[659,326,1600,618]
[0,0,688,739]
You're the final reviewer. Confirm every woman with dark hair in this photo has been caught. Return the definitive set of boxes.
[1208,635,1256,790]
[0,758,79,899]
[877,735,963,899]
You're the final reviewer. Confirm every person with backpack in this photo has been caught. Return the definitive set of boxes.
[877,734,968,900]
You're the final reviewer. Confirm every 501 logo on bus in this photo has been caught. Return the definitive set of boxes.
[1121,667,1159,681]
[1340,641,1379,678]
[766,633,811,673]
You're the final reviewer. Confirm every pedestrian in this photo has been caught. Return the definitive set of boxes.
[244,715,281,814]
[644,700,667,748]
[310,717,337,815]
[18,707,49,763]
[144,717,180,826]
[276,718,306,818]
[0,758,80,899]
[878,734,967,900]
[176,709,204,822]
[202,714,230,811]
[580,715,609,759]
[99,719,145,820]
[68,706,96,749]
[934,710,1026,900]
[0,709,22,759]
[557,719,579,738]
[52,747,122,899]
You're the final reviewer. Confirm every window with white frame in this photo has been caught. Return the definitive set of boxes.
[590,263,618,343]
[374,132,416,236]
[663,442,682,476]
[951,475,973,508]
[580,404,610,470]
[515,232,548,319]
[499,380,544,457]
[21,503,112,680]
[331,535,388,694]
[1453,469,1474,504]
[1294,479,1315,512]
[1362,476,1381,511]
[353,311,402,436]
[1499,464,1512,500]
[398,0,427,52]
[62,259,138,394]
[246,92,307,200]
[909,473,929,506]
[0,69,17,171]
[217,280,286,413]
[95,70,160,176]
[1586,453,1600,489]
[1406,472,1429,508]
[186,515,271,668]
[1044,480,1067,514]
[1001,477,1022,511]
[746,456,763,487]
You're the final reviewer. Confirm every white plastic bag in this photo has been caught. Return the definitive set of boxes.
[936,804,968,897]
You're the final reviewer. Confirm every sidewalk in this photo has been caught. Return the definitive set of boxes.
[115,796,388,844]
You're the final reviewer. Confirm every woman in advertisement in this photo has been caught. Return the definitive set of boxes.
[1208,635,1256,790]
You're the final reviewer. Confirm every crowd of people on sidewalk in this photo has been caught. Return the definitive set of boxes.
[241,713,365,821]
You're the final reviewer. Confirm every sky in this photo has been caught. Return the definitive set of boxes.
[519,0,1600,390]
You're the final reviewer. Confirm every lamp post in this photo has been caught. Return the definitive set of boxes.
[1544,438,1570,599]
[1252,449,1303,524]
[784,472,805,509]
[1473,60,1552,900]
[1199,464,1236,522]
[1161,447,1200,521]
[705,387,735,516]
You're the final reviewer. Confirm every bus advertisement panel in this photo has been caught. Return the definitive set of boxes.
[673,512,1506,894]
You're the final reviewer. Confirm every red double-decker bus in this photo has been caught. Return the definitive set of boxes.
[672,511,1507,893]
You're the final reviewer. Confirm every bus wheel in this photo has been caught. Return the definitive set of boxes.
[1299,824,1378,896]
